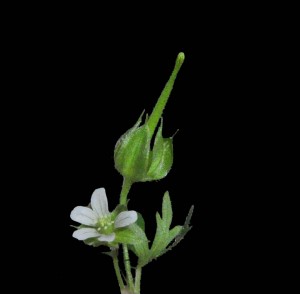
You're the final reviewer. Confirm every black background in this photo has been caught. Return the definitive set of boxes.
[4,5,270,293]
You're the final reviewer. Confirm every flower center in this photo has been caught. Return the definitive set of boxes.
[96,216,114,235]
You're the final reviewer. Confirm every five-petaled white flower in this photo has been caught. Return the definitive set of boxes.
[71,188,137,243]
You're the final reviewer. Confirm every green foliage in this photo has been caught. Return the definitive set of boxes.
[128,214,150,266]
[128,191,193,266]
[114,226,146,245]
[158,205,194,257]
[128,223,150,265]
[149,191,181,261]
[135,212,145,232]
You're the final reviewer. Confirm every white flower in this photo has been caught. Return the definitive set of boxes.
[70,188,137,243]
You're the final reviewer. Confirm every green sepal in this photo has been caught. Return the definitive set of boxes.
[110,204,127,220]
[114,111,144,157]
[83,237,104,247]
[146,119,173,181]
[114,112,151,182]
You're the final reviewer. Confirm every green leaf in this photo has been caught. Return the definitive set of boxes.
[115,226,144,245]
[184,205,194,230]
[150,212,169,259]
[167,225,182,244]
[148,193,194,263]
[162,191,172,229]
[159,205,194,256]
[129,223,150,266]
[128,214,150,265]
[136,212,146,232]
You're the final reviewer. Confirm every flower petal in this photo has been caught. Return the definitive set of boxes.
[91,188,109,218]
[70,206,98,226]
[114,211,138,228]
[98,233,115,242]
[72,228,100,240]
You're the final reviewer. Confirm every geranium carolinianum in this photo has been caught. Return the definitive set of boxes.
[70,53,193,294]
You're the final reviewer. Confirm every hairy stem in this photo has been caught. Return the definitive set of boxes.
[134,264,143,294]
[120,177,132,206]
[119,177,134,291]
[112,249,125,290]
[123,244,134,291]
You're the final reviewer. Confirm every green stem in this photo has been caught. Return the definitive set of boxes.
[119,177,134,291]
[112,249,125,290]
[134,264,142,294]
[147,52,185,138]
[123,244,134,291]
[120,177,132,206]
